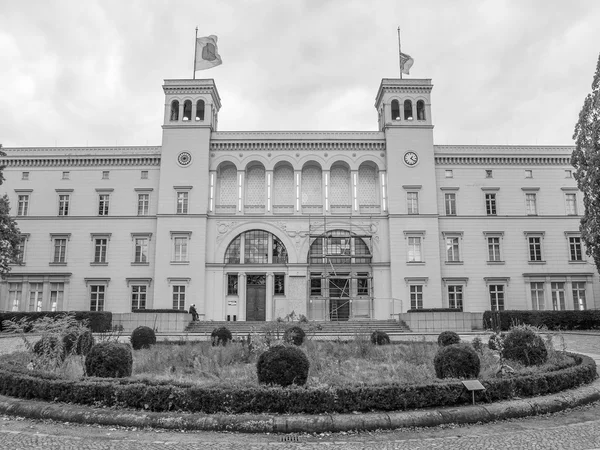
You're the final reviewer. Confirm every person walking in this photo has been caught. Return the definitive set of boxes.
[189,304,199,321]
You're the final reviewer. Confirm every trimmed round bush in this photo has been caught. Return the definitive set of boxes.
[283,326,306,346]
[437,330,461,347]
[501,327,548,366]
[211,326,232,346]
[371,330,391,345]
[434,343,481,379]
[63,330,95,355]
[85,342,132,378]
[130,326,156,350]
[257,345,310,387]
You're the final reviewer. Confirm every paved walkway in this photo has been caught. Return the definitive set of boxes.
[0,332,598,449]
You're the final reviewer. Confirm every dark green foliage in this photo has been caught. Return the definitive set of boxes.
[437,331,461,347]
[370,330,391,345]
[571,53,600,273]
[501,327,548,366]
[0,351,594,414]
[488,332,505,350]
[0,191,21,278]
[434,343,481,379]
[211,327,232,346]
[0,311,112,332]
[256,345,310,387]
[407,308,463,313]
[130,326,156,350]
[483,310,600,331]
[33,336,65,360]
[63,330,95,355]
[283,326,306,346]
[471,336,484,354]
[84,342,132,378]
[132,309,188,313]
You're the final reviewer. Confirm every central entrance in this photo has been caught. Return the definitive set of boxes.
[246,274,266,321]
[329,278,350,321]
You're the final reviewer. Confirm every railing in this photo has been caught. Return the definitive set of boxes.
[308,297,374,321]
[215,205,236,214]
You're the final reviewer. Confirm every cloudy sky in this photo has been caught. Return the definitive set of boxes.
[1,0,599,148]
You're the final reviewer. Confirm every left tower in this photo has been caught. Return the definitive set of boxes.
[153,79,221,316]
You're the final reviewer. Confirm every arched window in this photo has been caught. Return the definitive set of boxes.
[391,100,400,121]
[308,230,372,265]
[196,100,205,121]
[417,100,426,121]
[404,100,413,120]
[224,230,288,264]
[183,100,192,121]
[170,100,179,121]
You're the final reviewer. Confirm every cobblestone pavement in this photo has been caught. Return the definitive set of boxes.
[0,332,598,449]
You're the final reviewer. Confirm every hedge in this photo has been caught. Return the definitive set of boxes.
[0,352,594,414]
[408,308,463,313]
[483,310,600,331]
[131,309,189,314]
[0,312,112,333]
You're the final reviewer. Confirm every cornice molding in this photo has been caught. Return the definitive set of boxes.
[435,155,571,166]
[434,145,574,154]
[2,146,161,155]
[212,131,385,140]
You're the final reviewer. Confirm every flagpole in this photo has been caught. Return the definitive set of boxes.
[193,27,198,79]
[397,27,402,80]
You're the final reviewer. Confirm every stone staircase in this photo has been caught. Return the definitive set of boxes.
[184,319,411,340]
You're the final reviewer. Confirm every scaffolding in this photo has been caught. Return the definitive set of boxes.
[307,215,374,321]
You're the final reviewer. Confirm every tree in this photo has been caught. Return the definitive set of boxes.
[0,144,22,277]
[572,54,600,271]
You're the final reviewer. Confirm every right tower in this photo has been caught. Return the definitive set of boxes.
[375,78,443,310]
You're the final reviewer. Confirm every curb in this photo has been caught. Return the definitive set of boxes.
[0,378,599,433]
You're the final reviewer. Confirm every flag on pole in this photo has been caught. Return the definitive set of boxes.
[400,52,414,75]
[195,35,222,71]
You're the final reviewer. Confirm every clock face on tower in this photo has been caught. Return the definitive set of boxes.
[403,151,419,166]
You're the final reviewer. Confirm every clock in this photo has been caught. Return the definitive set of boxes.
[403,151,419,166]
[177,151,192,166]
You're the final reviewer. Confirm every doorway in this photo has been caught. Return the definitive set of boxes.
[246,274,266,321]
[329,278,350,321]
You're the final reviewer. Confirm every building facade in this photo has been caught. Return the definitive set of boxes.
[1,76,597,320]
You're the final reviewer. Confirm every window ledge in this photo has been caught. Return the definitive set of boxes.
[273,294,286,297]
[528,261,547,265]
[131,262,150,266]
[407,261,425,265]
[90,262,108,266]
[170,261,190,265]
[445,261,464,265]
[487,261,506,265]
[49,262,67,266]
[568,260,587,264]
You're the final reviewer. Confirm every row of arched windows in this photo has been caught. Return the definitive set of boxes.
[170,100,205,122]
[391,99,426,121]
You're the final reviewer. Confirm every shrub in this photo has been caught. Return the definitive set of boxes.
[434,343,481,379]
[84,342,132,378]
[488,332,505,350]
[501,326,548,366]
[63,330,95,355]
[437,330,461,347]
[471,336,484,354]
[33,336,65,360]
[211,327,232,346]
[0,311,111,333]
[482,309,600,331]
[130,326,157,350]
[256,345,310,387]
[370,330,391,345]
[283,326,306,346]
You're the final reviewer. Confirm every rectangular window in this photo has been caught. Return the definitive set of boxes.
[444,193,456,216]
[94,238,108,263]
[8,282,22,311]
[49,282,64,312]
[274,274,285,295]
[22,172,29,180]
[448,285,463,309]
[572,282,587,310]
[407,237,422,262]
[489,285,505,311]
[131,285,147,310]
[525,169,533,178]
[28,282,43,312]
[62,171,70,180]
[551,282,566,310]
[137,193,149,216]
[446,237,460,262]
[244,230,268,264]
[173,237,188,262]
[445,170,453,178]
[134,238,148,263]
[525,193,537,215]
[310,273,322,296]
[90,285,105,311]
[357,273,369,296]
[176,192,189,214]
[227,274,238,295]
[102,171,109,180]
[528,236,543,261]
[407,192,419,214]
[410,285,423,309]
[487,237,501,261]
[172,285,186,310]
[58,194,70,216]
[53,238,67,263]
[15,236,27,264]
[565,193,577,215]
[141,170,148,179]
[530,282,545,310]
[17,195,29,216]
[98,194,110,216]
[485,193,497,216]
[569,236,583,261]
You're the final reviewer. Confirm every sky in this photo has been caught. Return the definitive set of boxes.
[0,0,599,148]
